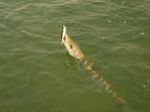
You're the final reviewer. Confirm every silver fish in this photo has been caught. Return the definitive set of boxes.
[61,25,125,108]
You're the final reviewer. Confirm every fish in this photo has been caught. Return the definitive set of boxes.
[61,25,125,108]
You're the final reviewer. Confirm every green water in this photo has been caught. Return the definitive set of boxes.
[0,0,150,112]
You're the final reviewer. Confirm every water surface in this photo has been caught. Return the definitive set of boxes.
[0,0,150,112]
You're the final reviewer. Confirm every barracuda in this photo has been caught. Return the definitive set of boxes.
[61,25,125,108]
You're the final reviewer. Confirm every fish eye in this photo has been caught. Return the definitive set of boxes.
[63,37,66,41]
[70,44,73,49]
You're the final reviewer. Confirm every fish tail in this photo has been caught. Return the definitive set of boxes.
[81,59,125,108]
[112,92,125,109]
[93,71,125,108]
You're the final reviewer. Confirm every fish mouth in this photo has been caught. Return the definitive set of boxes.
[61,25,66,44]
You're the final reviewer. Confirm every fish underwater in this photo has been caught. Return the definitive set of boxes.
[61,25,125,108]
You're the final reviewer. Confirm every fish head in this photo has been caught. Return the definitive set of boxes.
[61,25,67,45]
[61,25,85,60]
[60,26,76,57]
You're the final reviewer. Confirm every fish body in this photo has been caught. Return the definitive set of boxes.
[61,25,125,108]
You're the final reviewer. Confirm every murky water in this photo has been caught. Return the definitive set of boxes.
[0,0,150,112]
